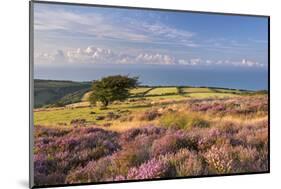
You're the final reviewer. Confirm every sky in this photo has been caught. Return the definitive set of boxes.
[33,3,268,70]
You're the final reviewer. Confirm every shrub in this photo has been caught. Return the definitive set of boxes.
[112,139,151,176]
[106,112,120,120]
[151,132,197,156]
[120,126,166,142]
[34,127,120,186]
[34,154,66,185]
[204,143,234,174]
[66,157,114,184]
[216,121,239,135]
[234,120,268,149]
[34,154,56,175]
[35,172,66,186]
[35,126,70,138]
[162,149,206,176]
[197,128,221,151]
[96,116,105,120]
[160,113,209,130]
[127,158,173,179]
[114,175,126,181]
[233,146,268,173]
[187,96,268,116]
[139,109,161,121]
[70,119,86,127]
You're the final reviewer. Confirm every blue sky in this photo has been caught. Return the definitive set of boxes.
[34,3,268,69]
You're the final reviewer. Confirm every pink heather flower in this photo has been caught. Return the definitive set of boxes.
[204,144,234,174]
[127,158,170,179]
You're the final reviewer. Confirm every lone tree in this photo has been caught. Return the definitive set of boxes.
[89,75,139,107]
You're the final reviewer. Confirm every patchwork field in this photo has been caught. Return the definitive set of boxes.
[34,86,244,127]
[146,87,178,96]
[130,87,152,96]
[180,87,213,93]
[33,82,268,186]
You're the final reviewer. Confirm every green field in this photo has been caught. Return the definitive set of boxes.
[212,88,243,94]
[81,91,92,102]
[130,87,152,96]
[35,80,248,108]
[34,88,241,127]
[34,80,256,127]
[187,92,238,98]
[34,100,150,126]
[180,87,214,93]
[146,87,178,96]
[35,106,115,126]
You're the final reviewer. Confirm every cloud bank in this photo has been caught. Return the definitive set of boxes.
[35,45,265,68]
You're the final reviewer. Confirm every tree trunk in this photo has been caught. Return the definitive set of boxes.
[102,99,109,107]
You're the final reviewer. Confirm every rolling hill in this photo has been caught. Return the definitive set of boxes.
[34,79,91,108]
[34,79,260,108]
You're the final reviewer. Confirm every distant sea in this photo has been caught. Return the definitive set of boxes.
[34,64,268,91]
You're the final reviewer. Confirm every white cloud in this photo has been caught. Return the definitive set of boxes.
[178,59,189,65]
[189,58,201,65]
[136,53,176,65]
[53,50,65,60]
[34,7,150,42]
[212,59,264,68]
[205,60,212,65]
[141,23,194,41]
[237,59,264,67]
[35,46,176,65]
[35,45,265,68]
[34,5,197,46]
[66,46,117,64]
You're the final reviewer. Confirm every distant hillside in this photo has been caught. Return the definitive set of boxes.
[34,79,260,108]
[34,79,91,108]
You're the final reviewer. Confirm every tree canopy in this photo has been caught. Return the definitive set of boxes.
[89,75,139,107]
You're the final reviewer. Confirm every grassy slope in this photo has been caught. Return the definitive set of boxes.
[34,80,259,127]
[34,79,91,108]
[34,93,267,133]
[34,85,247,127]
[35,103,147,126]
[34,79,251,108]
[146,87,178,96]
[180,87,214,93]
